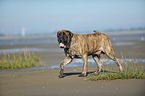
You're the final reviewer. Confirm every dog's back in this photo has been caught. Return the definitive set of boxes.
[70,31,110,55]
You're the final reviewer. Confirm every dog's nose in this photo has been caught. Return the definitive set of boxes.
[59,43,66,48]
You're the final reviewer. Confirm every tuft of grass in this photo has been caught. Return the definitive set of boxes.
[86,53,145,81]
[0,49,42,69]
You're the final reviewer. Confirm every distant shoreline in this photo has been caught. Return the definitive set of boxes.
[0,30,145,40]
[105,30,145,35]
[0,34,56,40]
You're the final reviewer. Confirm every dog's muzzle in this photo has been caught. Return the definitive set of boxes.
[59,43,66,48]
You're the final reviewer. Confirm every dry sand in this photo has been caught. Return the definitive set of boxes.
[0,32,145,96]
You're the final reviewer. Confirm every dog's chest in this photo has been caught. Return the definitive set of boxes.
[68,46,81,56]
[66,35,85,57]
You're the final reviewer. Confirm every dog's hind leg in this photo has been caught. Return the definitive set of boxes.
[105,49,123,72]
[59,56,72,78]
[92,55,103,74]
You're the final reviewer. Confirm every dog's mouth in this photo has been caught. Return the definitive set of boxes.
[59,43,66,48]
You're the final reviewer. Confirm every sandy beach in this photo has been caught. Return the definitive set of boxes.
[0,30,145,96]
[0,68,145,96]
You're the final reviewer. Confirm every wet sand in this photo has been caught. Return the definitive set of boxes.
[0,68,145,96]
[0,31,145,96]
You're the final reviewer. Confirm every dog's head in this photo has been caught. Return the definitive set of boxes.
[57,30,73,48]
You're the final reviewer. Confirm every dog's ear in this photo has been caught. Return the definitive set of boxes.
[67,30,73,38]
[63,30,73,48]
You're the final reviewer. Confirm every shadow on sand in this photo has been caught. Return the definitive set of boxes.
[61,70,117,78]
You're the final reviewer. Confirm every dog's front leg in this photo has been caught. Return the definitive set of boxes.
[79,54,88,77]
[59,56,72,78]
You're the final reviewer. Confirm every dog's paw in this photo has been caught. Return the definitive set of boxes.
[58,75,65,78]
[78,74,86,77]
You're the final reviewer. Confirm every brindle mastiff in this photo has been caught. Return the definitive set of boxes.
[57,30,123,78]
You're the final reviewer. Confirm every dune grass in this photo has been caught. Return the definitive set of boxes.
[86,53,145,81]
[0,49,42,69]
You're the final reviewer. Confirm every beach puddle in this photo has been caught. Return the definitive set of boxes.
[0,48,61,54]
[112,42,134,46]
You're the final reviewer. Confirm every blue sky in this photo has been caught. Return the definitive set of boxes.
[0,0,145,34]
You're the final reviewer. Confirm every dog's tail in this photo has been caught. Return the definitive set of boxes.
[93,30,110,39]
[93,30,101,35]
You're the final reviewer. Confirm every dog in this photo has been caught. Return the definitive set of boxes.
[57,30,123,78]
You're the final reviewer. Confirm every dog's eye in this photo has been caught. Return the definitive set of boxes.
[59,39,62,42]
[63,32,66,35]
[59,35,64,39]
